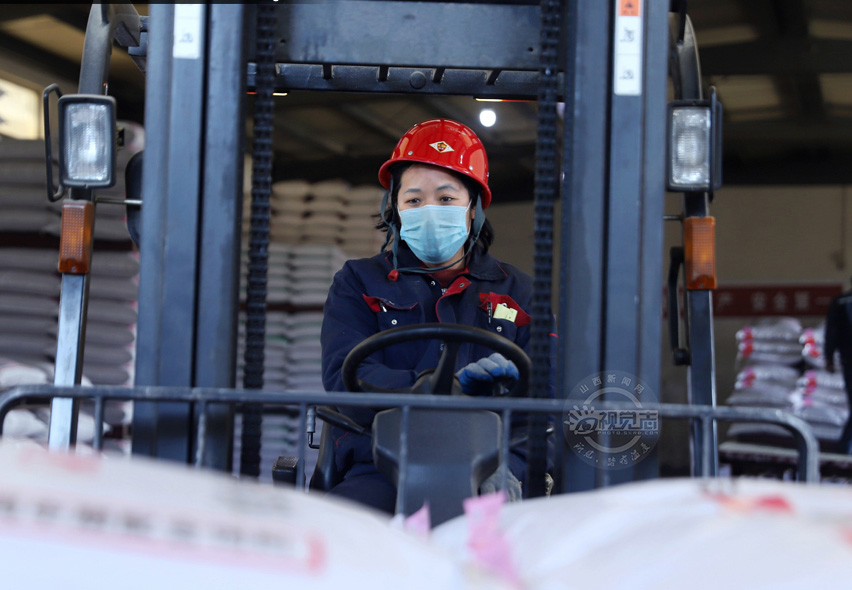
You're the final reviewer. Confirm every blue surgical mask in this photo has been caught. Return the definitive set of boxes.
[399,204,471,264]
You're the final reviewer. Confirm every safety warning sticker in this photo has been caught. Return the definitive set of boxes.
[613,0,643,96]
[619,0,641,17]
[173,4,203,60]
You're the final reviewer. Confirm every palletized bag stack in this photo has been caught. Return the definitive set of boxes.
[0,248,60,367]
[235,244,346,481]
[233,319,305,483]
[729,318,804,410]
[0,140,62,369]
[0,356,131,455]
[245,178,386,260]
[787,368,849,443]
[236,310,291,392]
[0,247,139,387]
[726,317,848,446]
[735,317,806,368]
[727,318,805,442]
[233,310,324,482]
[727,364,801,410]
[234,310,326,393]
[81,251,140,388]
[301,179,351,247]
[800,320,840,371]
[0,138,61,237]
[238,243,347,308]
[288,244,347,306]
[339,183,387,259]
[0,134,142,453]
[237,171,384,480]
[787,321,848,442]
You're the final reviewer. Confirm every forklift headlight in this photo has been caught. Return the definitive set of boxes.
[58,95,117,189]
[666,94,722,193]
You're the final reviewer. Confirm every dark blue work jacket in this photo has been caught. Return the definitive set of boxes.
[825,290,852,362]
[320,243,555,479]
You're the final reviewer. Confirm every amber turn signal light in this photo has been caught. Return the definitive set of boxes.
[684,216,716,290]
[58,200,94,274]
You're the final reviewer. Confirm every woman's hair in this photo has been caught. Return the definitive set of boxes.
[373,162,495,254]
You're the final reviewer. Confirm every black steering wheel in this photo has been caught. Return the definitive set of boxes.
[341,323,531,397]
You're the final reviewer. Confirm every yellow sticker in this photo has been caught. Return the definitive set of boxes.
[493,303,518,322]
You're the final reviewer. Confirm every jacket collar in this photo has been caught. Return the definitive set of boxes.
[382,243,508,282]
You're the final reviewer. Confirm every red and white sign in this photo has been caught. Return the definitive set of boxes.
[712,284,842,317]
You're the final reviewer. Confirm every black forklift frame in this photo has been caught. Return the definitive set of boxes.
[667,8,721,477]
[0,385,822,485]
[36,1,753,493]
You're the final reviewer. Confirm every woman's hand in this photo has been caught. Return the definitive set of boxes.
[456,352,519,396]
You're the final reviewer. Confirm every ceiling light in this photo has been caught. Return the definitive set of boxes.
[479,108,496,127]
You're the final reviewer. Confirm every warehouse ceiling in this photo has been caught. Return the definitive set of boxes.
[0,1,851,201]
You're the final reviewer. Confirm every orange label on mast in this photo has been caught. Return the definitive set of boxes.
[619,0,641,17]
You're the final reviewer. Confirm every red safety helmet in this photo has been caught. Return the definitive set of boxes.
[378,119,492,208]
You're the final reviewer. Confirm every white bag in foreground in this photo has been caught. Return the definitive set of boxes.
[433,477,852,590]
[0,440,511,590]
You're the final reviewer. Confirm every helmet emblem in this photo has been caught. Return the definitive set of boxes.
[429,141,454,153]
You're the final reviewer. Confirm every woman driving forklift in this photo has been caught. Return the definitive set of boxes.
[320,118,550,514]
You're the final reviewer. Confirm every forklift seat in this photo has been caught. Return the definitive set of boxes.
[308,419,343,492]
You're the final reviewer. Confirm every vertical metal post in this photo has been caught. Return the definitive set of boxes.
[686,287,718,476]
[297,403,307,490]
[193,3,248,470]
[599,0,647,488]
[395,405,411,516]
[559,0,668,491]
[134,4,208,463]
[500,408,512,491]
[636,0,669,481]
[133,2,173,455]
[700,413,713,477]
[49,274,88,449]
[195,399,208,468]
[92,396,105,451]
[558,0,610,495]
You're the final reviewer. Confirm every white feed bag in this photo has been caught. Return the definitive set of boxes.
[0,441,511,590]
[433,477,852,590]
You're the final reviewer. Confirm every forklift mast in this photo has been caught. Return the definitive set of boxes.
[46,0,715,492]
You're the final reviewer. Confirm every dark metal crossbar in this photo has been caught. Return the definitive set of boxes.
[0,385,821,487]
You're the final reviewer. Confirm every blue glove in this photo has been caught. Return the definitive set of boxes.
[456,352,519,396]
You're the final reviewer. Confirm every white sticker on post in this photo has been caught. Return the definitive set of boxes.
[613,0,643,96]
[173,4,203,60]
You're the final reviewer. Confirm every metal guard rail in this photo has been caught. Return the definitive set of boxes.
[0,385,821,485]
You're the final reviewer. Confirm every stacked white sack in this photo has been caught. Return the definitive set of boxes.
[735,317,805,368]
[800,320,840,370]
[727,318,805,441]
